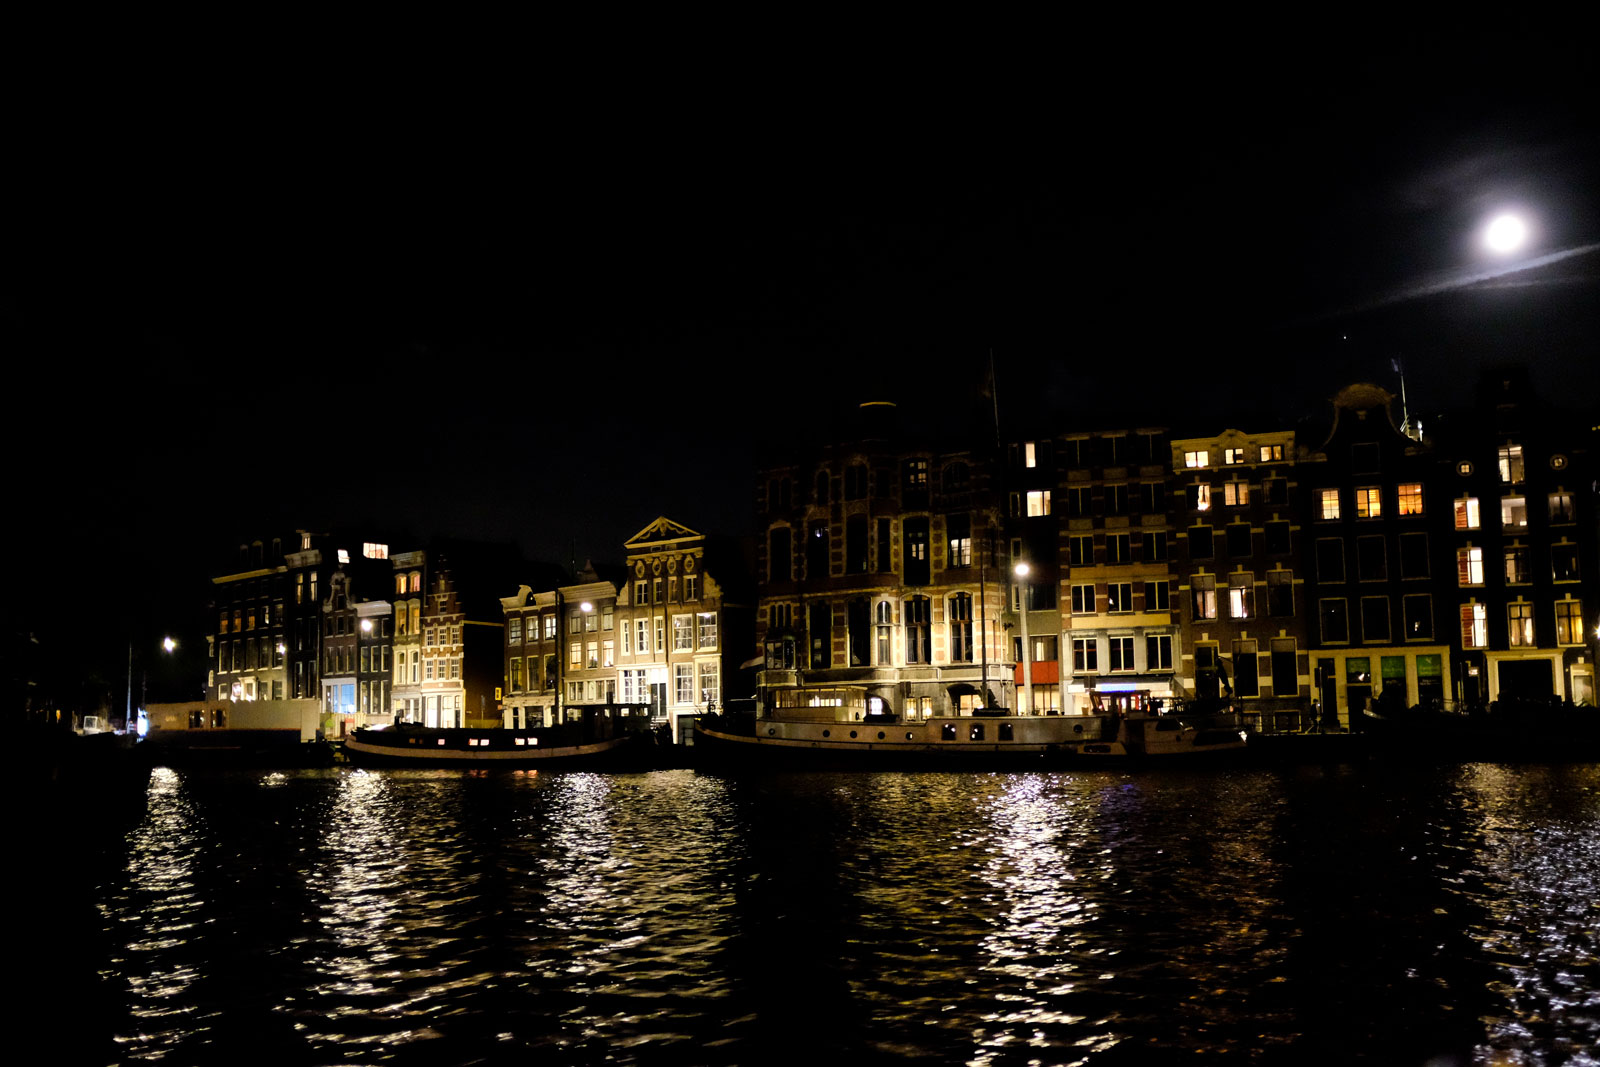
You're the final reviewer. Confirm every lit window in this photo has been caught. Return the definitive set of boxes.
[1497,445,1524,484]
[697,612,718,649]
[1320,489,1340,520]
[1454,498,1480,530]
[362,543,389,559]
[1460,603,1487,649]
[1026,490,1051,517]
[1549,493,1575,523]
[1185,450,1209,468]
[1555,600,1584,646]
[1024,441,1037,468]
[1508,603,1534,648]
[1223,482,1250,507]
[1457,547,1484,586]
[1259,444,1284,462]
[1396,483,1423,516]
[1224,448,1245,464]
[1192,574,1217,620]
[1500,497,1527,528]
[1355,487,1381,519]
[338,549,350,564]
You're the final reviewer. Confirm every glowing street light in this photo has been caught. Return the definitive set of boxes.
[1015,561,1033,715]
[162,636,177,654]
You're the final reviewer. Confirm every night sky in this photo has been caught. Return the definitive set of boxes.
[7,36,1596,704]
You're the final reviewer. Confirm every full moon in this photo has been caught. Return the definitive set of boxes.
[1484,213,1527,254]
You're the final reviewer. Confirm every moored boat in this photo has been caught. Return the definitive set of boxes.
[693,686,1247,768]
[343,721,649,768]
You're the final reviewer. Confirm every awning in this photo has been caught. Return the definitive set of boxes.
[740,654,766,670]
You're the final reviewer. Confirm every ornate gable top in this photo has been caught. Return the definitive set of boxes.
[625,516,703,550]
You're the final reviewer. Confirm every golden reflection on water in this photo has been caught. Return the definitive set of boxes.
[119,767,205,1019]
[1453,762,1600,1062]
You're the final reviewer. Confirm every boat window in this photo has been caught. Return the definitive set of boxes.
[999,724,1014,741]
[969,724,985,741]
[941,724,957,741]
[905,732,915,740]
[822,729,830,737]
[877,731,886,740]
[849,730,858,738]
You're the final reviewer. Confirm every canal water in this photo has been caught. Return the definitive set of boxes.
[33,762,1600,1065]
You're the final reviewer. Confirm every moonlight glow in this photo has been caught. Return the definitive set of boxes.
[1484,213,1528,254]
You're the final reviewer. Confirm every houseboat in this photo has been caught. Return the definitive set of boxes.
[693,686,1248,767]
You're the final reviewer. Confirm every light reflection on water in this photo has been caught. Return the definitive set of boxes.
[79,763,1600,1065]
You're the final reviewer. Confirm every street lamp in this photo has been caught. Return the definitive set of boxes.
[1015,562,1033,715]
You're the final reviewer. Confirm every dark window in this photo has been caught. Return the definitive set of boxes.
[1226,524,1252,556]
[1107,534,1131,564]
[876,518,892,572]
[1357,536,1387,581]
[1271,639,1298,696]
[1140,483,1164,512]
[1552,543,1580,582]
[1264,521,1291,554]
[1189,526,1214,559]
[1320,599,1349,643]
[769,527,792,583]
[943,463,970,493]
[846,516,869,573]
[1403,595,1433,640]
[1106,484,1128,514]
[1233,642,1259,697]
[847,598,870,666]
[844,464,868,500]
[1069,535,1093,567]
[1263,477,1287,506]
[906,596,931,664]
[1316,539,1345,583]
[814,470,830,504]
[1142,531,1168,561]
[1361,598,1390,643]
[1267,571,1294,616]
[949,593,974,662]
[904,518,931,585]
[1399,533,1429,578]
[809,602,831,668]
[806,522,829,580]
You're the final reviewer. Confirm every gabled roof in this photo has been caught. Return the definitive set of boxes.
[624,516,703,550]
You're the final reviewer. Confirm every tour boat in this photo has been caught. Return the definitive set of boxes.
[692,686,1248,767]
[343,721,650,768]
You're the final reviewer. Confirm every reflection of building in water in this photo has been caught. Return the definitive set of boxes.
[1171,427,1307,732]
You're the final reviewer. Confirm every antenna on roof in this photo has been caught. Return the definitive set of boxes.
[1393,357,1421,441]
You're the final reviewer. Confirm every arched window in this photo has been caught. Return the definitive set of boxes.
[949,593,973,663]
[905,596,931,664]
[409,571,422,593]
[844,464,869,500]
[769,526,792,583]
[875,600,894,665]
